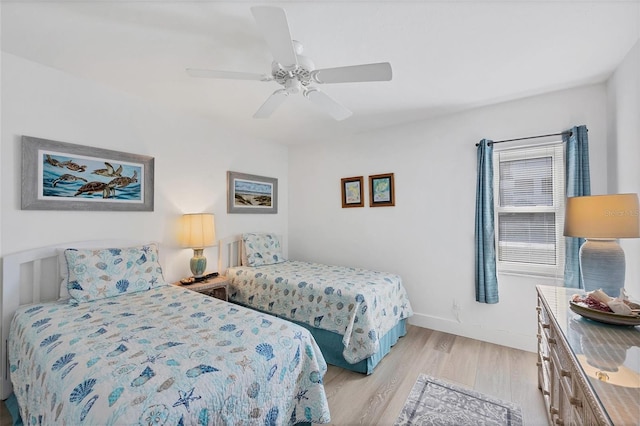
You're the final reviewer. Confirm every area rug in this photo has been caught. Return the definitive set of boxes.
[395,374,523,426]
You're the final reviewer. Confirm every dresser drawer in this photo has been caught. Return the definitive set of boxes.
[550,338,573,397]
[538,296,551,325]
[536,286,618,426]
[538,297,553,341]
[570,378,602,426]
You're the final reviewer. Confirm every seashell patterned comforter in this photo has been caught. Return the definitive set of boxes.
[228,261,413,364]
[9,284,330,425]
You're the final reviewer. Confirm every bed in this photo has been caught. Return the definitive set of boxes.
[1,240,331,425]
[218,233,413,375]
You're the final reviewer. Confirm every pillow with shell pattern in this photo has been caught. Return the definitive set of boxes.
[65,243,167,303]
[242,233,286,267]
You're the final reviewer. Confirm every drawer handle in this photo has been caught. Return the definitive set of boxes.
[536,306,542,312]
[548,337,557,345]
[560,369,571,378]
[542,356,550,362]
[536,362,542,367]
[550,407,559,415]
[542,390,550,396]
[541,323,550,329]
[569,397,582,408]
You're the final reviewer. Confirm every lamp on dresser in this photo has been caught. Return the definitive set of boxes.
[178,213,216,278]
[564,193,640,296]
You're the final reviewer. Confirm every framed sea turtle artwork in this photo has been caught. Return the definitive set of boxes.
[21,136,154,211]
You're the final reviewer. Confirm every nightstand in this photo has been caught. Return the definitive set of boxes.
[172,275,230,301]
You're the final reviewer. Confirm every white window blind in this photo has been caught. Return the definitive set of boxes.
[493,143,565,276]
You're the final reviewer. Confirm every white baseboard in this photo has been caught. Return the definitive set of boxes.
[408,313,537,353]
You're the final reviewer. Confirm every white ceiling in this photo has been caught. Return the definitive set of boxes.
[2,1,639,146]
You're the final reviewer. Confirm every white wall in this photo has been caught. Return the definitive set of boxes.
[0,7,3,266]
[289,84,608,352]
[3,48,632,355]
[0,11,3,271]
[1,53,289,284]
[607,39,640,298]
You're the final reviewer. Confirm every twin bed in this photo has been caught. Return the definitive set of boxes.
[218,233,413,375]
[2,234,412,424]
[2,241,330,425]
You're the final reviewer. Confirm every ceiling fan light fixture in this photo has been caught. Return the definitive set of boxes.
[188,6,391,121]
[296,55,315,73]
[284,78,303,94]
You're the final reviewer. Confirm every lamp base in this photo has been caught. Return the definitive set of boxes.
[190,248,207,278]
[580,239,625,297]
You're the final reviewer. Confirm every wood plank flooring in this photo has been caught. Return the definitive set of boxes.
[0,324,547,426]
[321,324,548,425]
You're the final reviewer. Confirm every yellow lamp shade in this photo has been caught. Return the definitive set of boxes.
[564,193,639,296]
[564,194,639,239]
[179,213,216,248]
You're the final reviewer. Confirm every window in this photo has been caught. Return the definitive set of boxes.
[493,143,565,276]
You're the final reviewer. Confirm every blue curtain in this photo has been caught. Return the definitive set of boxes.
[475,139,498,303]
[564,125,591,289]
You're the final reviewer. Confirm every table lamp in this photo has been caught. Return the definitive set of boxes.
[564,194,640,296]
[179,213,216,278]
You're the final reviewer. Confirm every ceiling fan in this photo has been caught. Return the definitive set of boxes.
[187,6,392,121]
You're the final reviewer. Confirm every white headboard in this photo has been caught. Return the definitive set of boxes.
[217,234,286,276]
[1,239,153,400]
[218,235,243,276]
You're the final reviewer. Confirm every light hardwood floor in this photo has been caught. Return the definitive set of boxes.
[0,402,9,426]
[321,324,548,425]
[0,324,547,426]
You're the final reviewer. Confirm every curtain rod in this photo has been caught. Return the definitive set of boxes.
[475,131,572,147]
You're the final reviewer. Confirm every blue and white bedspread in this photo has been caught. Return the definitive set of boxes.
[9,285,330,425]
[228,261,413,364]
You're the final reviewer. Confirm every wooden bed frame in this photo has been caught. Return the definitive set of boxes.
[1,239,152,400]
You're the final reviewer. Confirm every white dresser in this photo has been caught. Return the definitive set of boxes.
[536,285,640,425]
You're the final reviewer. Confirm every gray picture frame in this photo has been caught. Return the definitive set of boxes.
[227,171,278,214]
[21,135,154,211]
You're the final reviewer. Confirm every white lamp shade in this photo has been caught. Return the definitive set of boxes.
[564,194,640,239]
[179,213,216,248]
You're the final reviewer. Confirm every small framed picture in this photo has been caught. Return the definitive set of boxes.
[369,173,395,207]
[341,176,364,208]
[227,171,278,214]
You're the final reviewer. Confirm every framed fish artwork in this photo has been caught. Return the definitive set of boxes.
[21,135,154,211]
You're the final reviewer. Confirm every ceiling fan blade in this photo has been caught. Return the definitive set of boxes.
[312,62,392,84]
[304,88,352,121]
[251,6,298,69]
[254,89,289,119]
[186,68,271,81]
